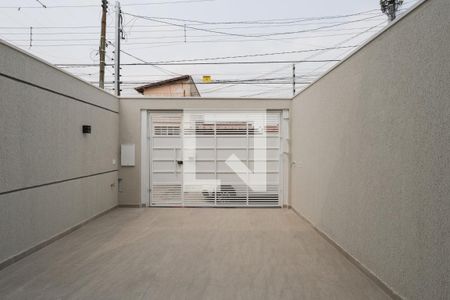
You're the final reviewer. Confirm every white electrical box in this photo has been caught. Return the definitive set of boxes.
[121,144,135,166]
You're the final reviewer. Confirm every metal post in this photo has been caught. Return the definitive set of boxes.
[99,0,108,89]
[292,64,296,96]
[114,1,121,96]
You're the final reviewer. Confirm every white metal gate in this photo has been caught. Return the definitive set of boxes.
[148,111,282,207]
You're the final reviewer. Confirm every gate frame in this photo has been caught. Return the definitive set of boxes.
[140,109,290,207]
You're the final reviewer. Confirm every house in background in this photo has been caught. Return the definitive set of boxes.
[135,75,201,97]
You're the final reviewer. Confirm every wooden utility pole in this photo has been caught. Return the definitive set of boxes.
[98,0,108,89]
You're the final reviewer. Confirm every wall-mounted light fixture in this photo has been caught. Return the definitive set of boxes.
[82,125,91,134]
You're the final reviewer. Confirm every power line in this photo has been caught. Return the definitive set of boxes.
[119,0,412,26]
[118,72,321,77]
[196,17,382,95]
[122,9,381,25]
[88,71,319,77]
[110,41,180,76]
[1,31,367,41]
[200,65,289,94]
[0,23,384,37]
[0,24,384,36]
[98,81,313,85]
[124,0,214,7]
[56,59,340,67]
[0,0,214,9]
[122,12,382,38]
[5,29,381,43]
[0,6,407,30]
[8,28,382,48]
[292,20,387,94]
[113,20,382,95]
[121,18,383,30]
[131,45,359,64]
[0,19,382,31]
[34,0,47,9]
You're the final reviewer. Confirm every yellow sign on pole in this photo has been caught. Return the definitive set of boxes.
[202,75,212,83]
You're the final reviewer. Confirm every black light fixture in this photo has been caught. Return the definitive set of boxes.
[82,125,92,134]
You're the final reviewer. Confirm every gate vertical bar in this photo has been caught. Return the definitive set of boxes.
[214,120,217,206]
[181,111,185,207]
[246,121,250,206]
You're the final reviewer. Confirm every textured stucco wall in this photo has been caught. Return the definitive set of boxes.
[118,97,291,205]
[290,0,450,299]
[0,41,120,265]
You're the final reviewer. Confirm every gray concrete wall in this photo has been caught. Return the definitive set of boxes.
[118,97,291,205]
[290,0,450,299]
[0,41,120,265]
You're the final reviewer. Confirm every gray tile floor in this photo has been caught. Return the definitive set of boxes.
[0,208,390,300]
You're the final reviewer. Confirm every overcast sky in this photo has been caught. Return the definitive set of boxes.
[0,0,418,97]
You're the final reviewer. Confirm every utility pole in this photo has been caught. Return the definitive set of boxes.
[98,0,108,89]
[380,0,403,22]
[114,1,121,96]
[292,64,296,96]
